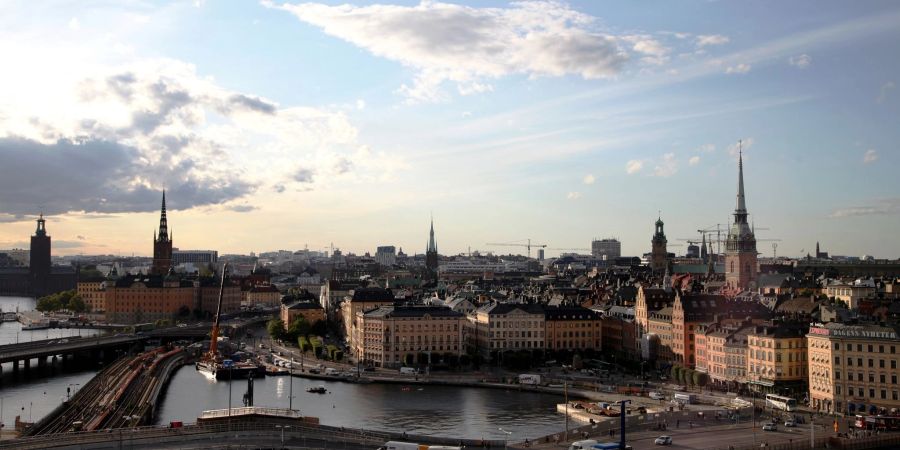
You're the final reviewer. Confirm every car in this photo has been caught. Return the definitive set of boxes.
[654,436,673,445]
[762,423,777,432]
[363,366,376,372]
[649,391,665,400]
[784,420,796,427]
[59,339,68,344]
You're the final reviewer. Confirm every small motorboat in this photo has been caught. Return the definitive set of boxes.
[306,385,327,394]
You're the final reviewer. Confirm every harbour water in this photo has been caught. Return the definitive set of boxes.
[157,365,566,440]
[0,296,567,440]
[0,296,105,432]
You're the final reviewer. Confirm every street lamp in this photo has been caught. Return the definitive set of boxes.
[276,424,291,448]
[498,427,512,450]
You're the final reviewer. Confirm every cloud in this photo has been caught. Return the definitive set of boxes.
[725,63,751,74]
[271,1,633,102]
[273,184,286,193]
[877,81,895,103]
[863,149,878,164]
[76,235,86,240]
[788,54,811,68]
[0,137,254,216]
[653,152,677,177]
[829,198,900,218]
[625,159,645,175]
[227,204,257,212]
[689,155,700,166]
[696,34,729,47]
[583,174,595,185]
[0,51,405,215]
[68,17,81,31]
[566,191,581,200]
[293,168,316,183]
[355,99,366,110]
[695,143,715,153]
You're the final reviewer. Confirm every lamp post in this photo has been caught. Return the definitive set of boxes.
[66,383,80,401]
[289,356,293,411]
[276,424,291,448]
[499,427,512,450]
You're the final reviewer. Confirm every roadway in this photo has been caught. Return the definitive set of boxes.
[0,335,144,364]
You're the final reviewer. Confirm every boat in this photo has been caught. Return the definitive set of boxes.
[21,322,51,330]
[306,385,327,394]
[1,312,17,322]
[196,264,265,381]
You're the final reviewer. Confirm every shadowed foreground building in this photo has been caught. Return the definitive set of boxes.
[356,305,465,368]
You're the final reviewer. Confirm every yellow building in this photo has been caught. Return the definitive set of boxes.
[544,306,602,351]
[340,287,395,347]
[356,305,465,368]
[471,303,545,360]
[746,322,807,398]
[104,274,195,324]
[76,279,106,313]
[807,323,900,415]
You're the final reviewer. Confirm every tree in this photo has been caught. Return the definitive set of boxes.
[177,305,190,317]
[36,296,62,312]
[267,319,285,341]
[69,297,87,313]
[286,317,311,341]
[310,320,327,337]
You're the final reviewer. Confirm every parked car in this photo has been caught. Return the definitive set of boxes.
[654,436,673,446]
[784,420,797,427]
[649,391,665,400]
[762,423,777,431]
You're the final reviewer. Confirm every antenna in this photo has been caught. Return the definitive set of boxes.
[772,243,777,259]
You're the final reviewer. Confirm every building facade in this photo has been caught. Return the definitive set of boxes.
[650,218,668,272]
[544,306,602,351]
[357,305,465,368]
[807,323,900,415]
[592,239,621,260]
[471,303,545,359]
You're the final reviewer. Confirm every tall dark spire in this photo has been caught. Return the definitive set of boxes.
[157,189,169,242]
[735,140,747,218]
[427,214,437,253]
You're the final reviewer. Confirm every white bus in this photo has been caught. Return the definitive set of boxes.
[765,394,797,411]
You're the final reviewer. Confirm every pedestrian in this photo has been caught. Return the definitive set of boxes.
[676,419,680,428]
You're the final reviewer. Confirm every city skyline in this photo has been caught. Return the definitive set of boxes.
[1,1,899,258]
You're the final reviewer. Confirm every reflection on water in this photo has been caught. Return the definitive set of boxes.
[157,366,566,440]
[0,296,106,430]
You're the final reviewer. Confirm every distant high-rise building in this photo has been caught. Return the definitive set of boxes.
[425,216,438,271]
[591,238,621,260]
[537,248,545,261]
[375,246,397,266]
[29,214,51,296]
[151,190,173,275]
[172,249,218,266]
[725,145,758,291]
[650,217,668,272]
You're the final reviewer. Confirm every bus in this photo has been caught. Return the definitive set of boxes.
[855,415,900,431]
[765,394,797,412]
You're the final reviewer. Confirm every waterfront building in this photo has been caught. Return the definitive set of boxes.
[471,303,545,360]
[601,313,637,363]
[104,273,194,324]
[544,305,602,351]
[592,238,621,260]
[807,322,900,415]
[341,287,395,346]
[320,279,362,324]
[356,305,465,368]
[198,276,241,316]
[724,147,759,292]
[672,293,770,368]
[151,191,174,276]
[76,275,106,313]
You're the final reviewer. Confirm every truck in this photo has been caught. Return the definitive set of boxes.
[648,391,665,400]
[399,367,418,375]
[673,393,696,404]
[324,368,340,376]
[568,440,597,450]
[518,374,541,385]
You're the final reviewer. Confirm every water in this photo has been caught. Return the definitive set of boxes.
[156,366,566,440]
[0,296,105,431]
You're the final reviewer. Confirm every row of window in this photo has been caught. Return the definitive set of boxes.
[837,386,900,401]
[835,371,899,384]
[834,357,897,369]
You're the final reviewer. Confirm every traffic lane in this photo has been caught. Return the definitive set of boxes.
[627,424,815,450]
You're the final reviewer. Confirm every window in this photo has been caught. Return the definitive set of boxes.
[836,386,842,395]
[869,359,874,368]
[868,345,874,353]
[881,374,886,383]
[894,360,898,369]
[835,370,841,380]
[870,389,876,398]
[848,373,854,381]
[880,345,885,353]
[869,373,875,383]
[848,358,853,366]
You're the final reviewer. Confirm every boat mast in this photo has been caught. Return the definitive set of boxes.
[207,262,228,360]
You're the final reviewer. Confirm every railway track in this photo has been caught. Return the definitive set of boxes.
[24,346,185,436]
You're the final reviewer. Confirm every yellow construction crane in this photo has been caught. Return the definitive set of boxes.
[485,239,547,258]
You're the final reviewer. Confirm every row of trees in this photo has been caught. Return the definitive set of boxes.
[671,365,709,387]
[36,290,87,313]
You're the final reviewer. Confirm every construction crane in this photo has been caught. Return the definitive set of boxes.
[485,239,547,258]
[548,247,591,252]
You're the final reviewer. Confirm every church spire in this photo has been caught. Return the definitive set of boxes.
[736,140,747,214]
[427,214,437,253]
[157,190,169,242]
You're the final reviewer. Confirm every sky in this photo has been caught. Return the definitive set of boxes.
[0,0,898,259]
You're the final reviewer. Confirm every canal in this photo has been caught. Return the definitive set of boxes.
[0,296,105,432]
[1,296,567,441]
[156,365,566,441]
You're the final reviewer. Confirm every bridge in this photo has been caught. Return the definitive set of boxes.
[0,335,144,368]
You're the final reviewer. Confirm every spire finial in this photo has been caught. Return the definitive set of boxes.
[735,139,747,213]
